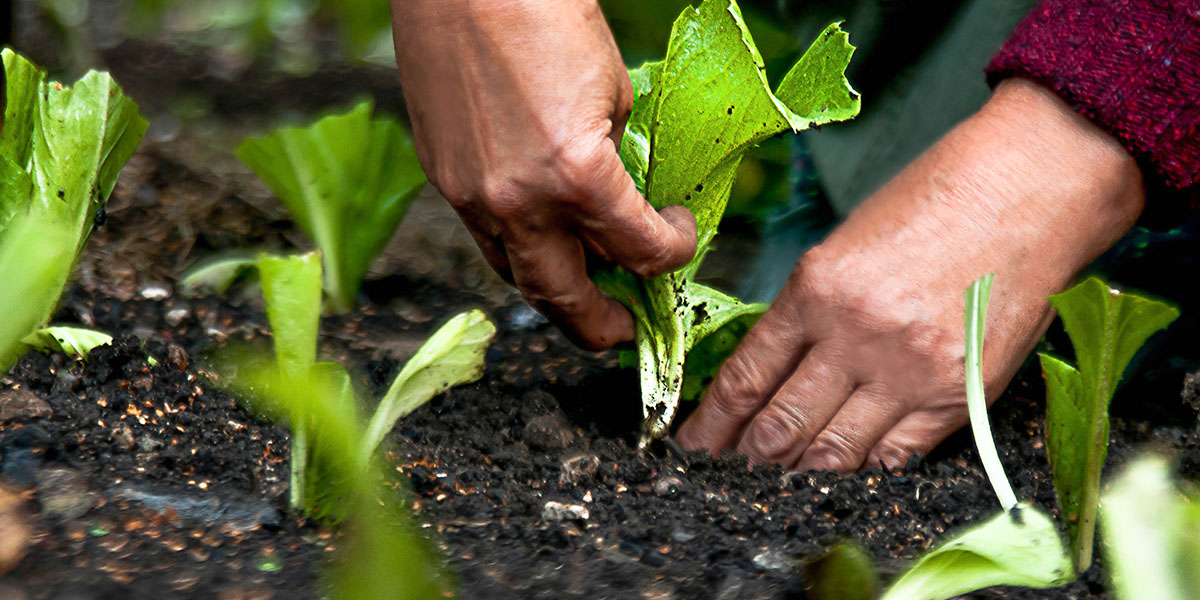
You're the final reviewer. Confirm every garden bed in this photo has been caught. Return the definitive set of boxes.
[3,31,1200,600]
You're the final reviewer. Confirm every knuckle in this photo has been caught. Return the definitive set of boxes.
[745,409,802,462]
[805,429,863,472]
[552,139,607,196]
[708,355,767,419]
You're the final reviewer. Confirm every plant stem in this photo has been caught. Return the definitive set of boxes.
[289,426,308,510]
[963,275,1018,511]
[1076,384,1111,572]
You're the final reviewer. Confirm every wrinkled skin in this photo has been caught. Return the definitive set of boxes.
[391,2,1145,471]
[675,79,1145,470]
[390,0,697,350]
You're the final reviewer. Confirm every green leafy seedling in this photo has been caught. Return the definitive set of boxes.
[236,100,426,313]
[597,0,860,444]
[1038,276,1178,572]
[252,251,494,512]
[0,49,147,373]
[231,357,446,599]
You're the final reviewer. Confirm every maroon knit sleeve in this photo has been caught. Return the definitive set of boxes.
[986,0,1200,192]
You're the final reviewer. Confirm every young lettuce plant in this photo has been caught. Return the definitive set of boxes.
[1038,276,1178,572]
[231,358,447,600]
[251,251,494,512]
[596,0,860,444]
[0,49,147,373]
[233,100,427,313]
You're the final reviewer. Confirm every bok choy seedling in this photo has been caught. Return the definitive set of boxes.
[0,49,147,373]
[597,0,860,444]
[232,358,446,599]
[1038,276,1178,572]
[234,100,426,313]
[250,251,494,513]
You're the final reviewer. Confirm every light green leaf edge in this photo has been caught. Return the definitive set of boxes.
[1038,276,1178,572]
[235,100,427,313]
[602,0,858,444]
[21,325,113,360]
[360,309,495,463]
[881,505,1074,600]
[963,274,1018,511]
[178,255,259,297]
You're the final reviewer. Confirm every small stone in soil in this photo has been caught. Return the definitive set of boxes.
[0,389,52,424]
[752,549,795,572]
[35,467,96,520]
[559,453,600,484]
[522,414,575,451]
[541,501,589,522]
[111,422,135,451]
[653,476,684,497]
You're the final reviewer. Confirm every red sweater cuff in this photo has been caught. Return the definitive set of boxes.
[986,0,1200,193]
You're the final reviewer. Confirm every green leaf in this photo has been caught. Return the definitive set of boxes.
[0,51,146,376]
[1040,276,1178,571]
[803,542,880,600]
[0,212,78,372]
[1100,455,1196,600]
[236,100,427,313]
[29,70,148,252]
[257,251,323,376]
[360,309,495,462]
[1,49,44,168]
[22,325,113,360]
[882,505,1074,600]
[178,255,259,297]
[963,274,1017,510]
[0,155,32,237]
[680,298,764,402]
[601,0,858,444]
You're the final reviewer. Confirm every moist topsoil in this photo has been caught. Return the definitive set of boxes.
[4,27,1200,600]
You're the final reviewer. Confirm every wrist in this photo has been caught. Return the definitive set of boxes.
[975,77,1145,249]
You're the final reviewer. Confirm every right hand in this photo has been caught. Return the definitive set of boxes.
[391,0,698,349]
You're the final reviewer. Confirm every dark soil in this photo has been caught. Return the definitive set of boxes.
[5,10,1200,599]
[4,266,1200,599]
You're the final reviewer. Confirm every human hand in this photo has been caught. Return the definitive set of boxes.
[676,78,1146,471]
[390,0,697,349]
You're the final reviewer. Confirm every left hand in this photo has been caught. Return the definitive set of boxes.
[675,78,1146,471]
